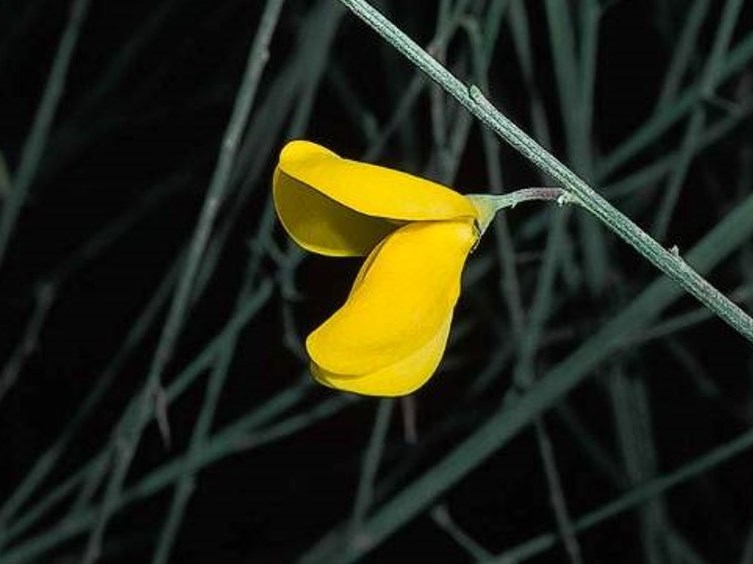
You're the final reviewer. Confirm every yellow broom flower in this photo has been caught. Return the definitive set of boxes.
[273,140,495,397]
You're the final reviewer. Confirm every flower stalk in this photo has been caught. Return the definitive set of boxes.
[468,187,572,236]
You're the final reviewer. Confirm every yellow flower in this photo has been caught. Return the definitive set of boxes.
[273,140,491,397]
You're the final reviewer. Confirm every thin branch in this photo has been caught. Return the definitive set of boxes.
[338,0,753,345]
[0,0,92,269]
[80,1,286,558]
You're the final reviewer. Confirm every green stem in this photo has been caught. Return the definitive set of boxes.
[468,188,571,235]
[599,30,753,178]
[0,0,91,270]
[338,0,753,344]
[150,4,288,563]
[490,424,753,563]
[348,399,394,547]
[0,283,55,404]
[652,0,744,240]
[80,1,287,557]
[473,187,568,209]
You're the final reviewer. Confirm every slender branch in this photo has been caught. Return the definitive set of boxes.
[490,424,753,563]
[348,399,393,549]
[337,0,753,345]
[473,187,568,209]
[149,4,288,562]
[468,187,569,236]
[0,283,55,404]
[534,419,584,564]
[430,504,493,561]
[652,0,745,240]
[80,3,284,555]
[0,0,92,270]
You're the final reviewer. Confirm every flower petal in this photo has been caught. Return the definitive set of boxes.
[273,167,397,256]
[310,316,452,397]
[306,219,476,376]
[278,140,477,222]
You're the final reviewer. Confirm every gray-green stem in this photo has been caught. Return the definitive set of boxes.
[468,187,571,236]
[338,0,753,344]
